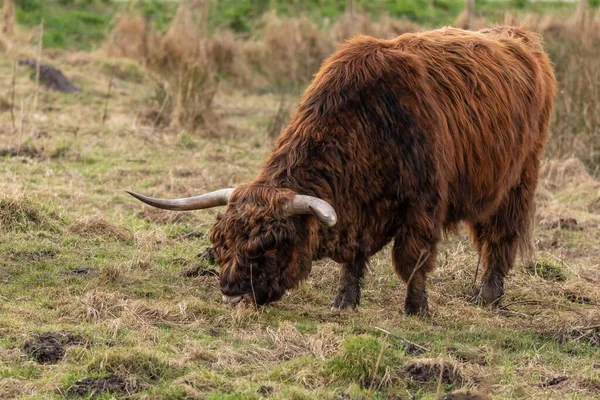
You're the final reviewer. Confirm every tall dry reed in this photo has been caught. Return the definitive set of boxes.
[105,0,218,130]
[2,0,14,36]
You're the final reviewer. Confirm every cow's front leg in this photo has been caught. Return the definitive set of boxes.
[331,258,367,311]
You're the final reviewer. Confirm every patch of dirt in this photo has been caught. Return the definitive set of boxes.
[564,292,596,305]
[442,391,490,400]
[540,375,569,387]
[65,375,128,398]
[0,144,43,159]
[257,385,275,396]
[405,360,464,387]
[67,267,98,275]
[403,342,428,356]
[546,218,583,231]
[207,328,220,337]
[23,332,87,364]
[181,263,218,278]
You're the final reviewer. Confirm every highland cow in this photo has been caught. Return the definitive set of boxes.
[128,26,556,316]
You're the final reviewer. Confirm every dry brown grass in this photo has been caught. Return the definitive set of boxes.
[102,13,148,61]
[100,6,600,167]
[331,11,421,44]
[69,215,132,242]
[540,158,599,191]
[259,13,331,87]
[267,322,340,361]
[104,2,219,130]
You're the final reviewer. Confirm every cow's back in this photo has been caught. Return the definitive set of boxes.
[391,27,556,223]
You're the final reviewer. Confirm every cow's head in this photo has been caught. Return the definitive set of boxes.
[127,185,337,306]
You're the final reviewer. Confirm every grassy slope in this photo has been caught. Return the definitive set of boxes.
[0,49,600,399]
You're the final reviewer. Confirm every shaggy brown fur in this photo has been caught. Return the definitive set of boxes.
[210,26,556,315]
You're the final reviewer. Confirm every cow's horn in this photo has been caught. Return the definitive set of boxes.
[286,195,337,227]
[126,188,234,211]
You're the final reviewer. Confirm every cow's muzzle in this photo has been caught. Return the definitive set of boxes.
[222,295,243,304]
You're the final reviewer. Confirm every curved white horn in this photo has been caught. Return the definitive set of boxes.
[286,195,337,227]
[127,188,234,211]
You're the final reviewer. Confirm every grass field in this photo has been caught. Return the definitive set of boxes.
[0,44,599,399]
[2,0,600,398]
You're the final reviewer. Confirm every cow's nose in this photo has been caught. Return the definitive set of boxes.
[222,295,242,304]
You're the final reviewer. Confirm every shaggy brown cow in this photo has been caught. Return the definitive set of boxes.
[128,26,556,316]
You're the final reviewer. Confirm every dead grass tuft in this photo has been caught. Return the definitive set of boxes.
[540,158,598,190]
[173,370,231,397]
[0,378,35,399]
[86,348,182,386]
[267,322,340,361]
[133,227,167,251]
[105,2,218,130]
[0,194,63,232]
[258,13,330,87]
[331,11,420,43]
[102,13,148,61]
[69,215,132,242]
[2,0,14,37]
[78,289,216,326]
[80,290,125,321]
[146,1,217,130]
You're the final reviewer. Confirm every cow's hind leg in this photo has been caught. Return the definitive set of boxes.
[331,258,367,311]
[469,165,537,307]
[393,218,440,317]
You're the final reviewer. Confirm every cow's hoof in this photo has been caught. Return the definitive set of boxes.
[404,304,429,318]
[475,281,503,307]
[331,291,359,312]
[404,290,429,317]
[404,298,429,318]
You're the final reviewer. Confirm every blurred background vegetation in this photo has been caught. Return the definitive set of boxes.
[3,0,600,169]
[11,0,597,50]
